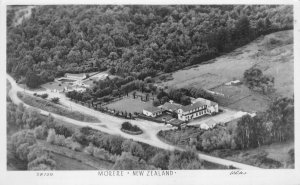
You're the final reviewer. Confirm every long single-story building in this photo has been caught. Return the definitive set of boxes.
[65,73,87,80]
[142,106,163,117]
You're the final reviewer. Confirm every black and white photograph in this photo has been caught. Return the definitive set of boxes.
[1,1,299,185]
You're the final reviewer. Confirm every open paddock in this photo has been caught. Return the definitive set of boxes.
[211,85,270,112]
[162,30,293,101]
[41,81,65,92]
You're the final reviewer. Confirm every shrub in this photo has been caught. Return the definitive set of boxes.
[84,143,95,155]
[40,93,48,99]
[27,155,56,170]
[27,145,48,162]
[46,129,56,144]
[93,147,110,160]
[54,134,66,146]
[11,130,36,156]
[108,135,124,155]
[129,142,144,159]
[34,125,47,139]
[243,67,274,94]
[121,122,142,133]
[50,97,60,104]
[150,152,170,170]
[16,143,30,161]
[65,137,82,151]
[109,154,119,162]
[113,152,156,170]
[168,150,203,170]
[121,139,132,152]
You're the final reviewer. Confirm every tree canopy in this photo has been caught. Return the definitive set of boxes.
[7,5,293,86]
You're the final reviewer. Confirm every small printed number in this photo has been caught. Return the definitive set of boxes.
[36,172,54,176]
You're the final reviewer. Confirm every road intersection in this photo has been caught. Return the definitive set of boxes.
[7,74,261,170]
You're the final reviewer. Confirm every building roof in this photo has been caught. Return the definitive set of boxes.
[204,119,218,127]
[161,102,182,112]
[181,101,206,112]
[65,73,86,78]
[211,101,218,106]
[192,97,218,107]
[162,98,218,113]
[143,106,162,113]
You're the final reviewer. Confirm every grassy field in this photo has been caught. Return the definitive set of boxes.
[161,30,293,111]
[104,97,153,114]
[41,81,66,92]
[212,84,271,112]
[17,92,100,123]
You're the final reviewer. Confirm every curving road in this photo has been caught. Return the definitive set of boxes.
[7,74,261,169]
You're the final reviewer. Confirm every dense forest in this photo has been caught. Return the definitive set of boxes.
[7,5,293,86]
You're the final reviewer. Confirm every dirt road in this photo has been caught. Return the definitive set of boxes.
[6,74,261,169]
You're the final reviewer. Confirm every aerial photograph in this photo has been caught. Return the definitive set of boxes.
[6,5,294,170]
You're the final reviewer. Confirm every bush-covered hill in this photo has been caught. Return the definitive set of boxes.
[7,5,293,86]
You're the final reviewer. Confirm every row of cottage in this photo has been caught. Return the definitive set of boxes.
[143,97,219,122]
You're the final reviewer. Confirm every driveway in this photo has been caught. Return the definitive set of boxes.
[7,74,261,169]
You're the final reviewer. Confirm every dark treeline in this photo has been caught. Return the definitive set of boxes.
[7,5,293,87]
[235,97,294,149]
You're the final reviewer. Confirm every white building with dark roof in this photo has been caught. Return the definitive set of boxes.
[143,106,163,117]
[176,98,219,121]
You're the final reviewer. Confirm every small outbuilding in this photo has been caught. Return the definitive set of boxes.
[200,119,218,130]
[225,80,242,86]
[143,107,163,117]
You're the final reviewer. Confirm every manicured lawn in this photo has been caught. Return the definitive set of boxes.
[104,97,153,114]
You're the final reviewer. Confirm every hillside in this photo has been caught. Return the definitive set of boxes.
[159,30,293,112]
[162,30,293,98]
[7,5,293,88]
